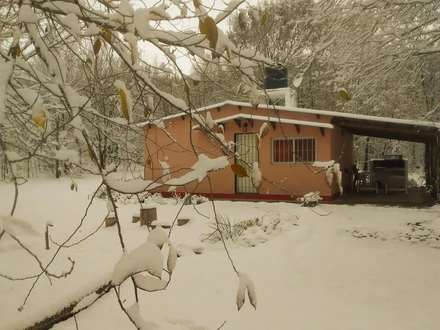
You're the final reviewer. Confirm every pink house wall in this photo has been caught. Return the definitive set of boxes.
[144,104,353,200]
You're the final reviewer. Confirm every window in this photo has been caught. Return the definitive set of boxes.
[272,138,316,163]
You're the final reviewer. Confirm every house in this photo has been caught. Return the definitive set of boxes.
[141,98,440,202]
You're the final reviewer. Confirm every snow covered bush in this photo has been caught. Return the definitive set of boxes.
[201,210,298,247]
[201,213,260,243]
[297,191,323,207]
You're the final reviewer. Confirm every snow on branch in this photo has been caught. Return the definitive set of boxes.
[313,161,343,194]
[165,154,229,185]
[105,173,161,194]
[125,303,158,330]
[236,272,257,311]
[112,242,163,285]
[0,62,13,124]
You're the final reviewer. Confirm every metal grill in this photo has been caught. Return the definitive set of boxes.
[235,133,259,194]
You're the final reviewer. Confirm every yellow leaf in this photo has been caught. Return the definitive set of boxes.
[32,110,46,128]
[255,134,260,149]
[199,20,206,34]
[70,183,75,191]
[11,45,20,59]
[102,26,111,42]
[192,79,199,87]
[338,88,350,100]
[93,39,101,55]
[231,164,248,177]
[204,16,218,50]
[119,90,129,121]
[217,125,224,134]
[88,146,97,163]
[261,13,268,25]
[85,56,93,67]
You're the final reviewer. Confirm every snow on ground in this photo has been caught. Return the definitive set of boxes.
[1,176,440,330]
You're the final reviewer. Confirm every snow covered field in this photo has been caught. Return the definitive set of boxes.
[1,177,439,330]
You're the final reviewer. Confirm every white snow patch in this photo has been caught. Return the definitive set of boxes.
[158,159,170,183]
[126,303,158,329]
[19,4,38,23]
[83,23,100,36]
[134,8,151,39]
[105,173,160,193]
[250,162,262,189]
[112,242,163,285]
[0,62,13,124]
[297,191,323,206]
[58,13,82,37]
[166,155,229,185]
[147,227,170,249]
[53,148,80,164]
[4,151,21,161]
[133,274,167,292]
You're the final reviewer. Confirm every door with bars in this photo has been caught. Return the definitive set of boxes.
[235,133,259,194]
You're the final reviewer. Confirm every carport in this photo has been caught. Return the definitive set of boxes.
[331,115,440,203]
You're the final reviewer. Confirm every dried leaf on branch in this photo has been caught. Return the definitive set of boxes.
[231,164,248,177]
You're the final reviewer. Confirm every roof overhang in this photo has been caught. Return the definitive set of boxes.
[215,114,333,129]
[332,117,440,143]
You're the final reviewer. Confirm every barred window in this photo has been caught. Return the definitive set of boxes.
[272,138,316,163]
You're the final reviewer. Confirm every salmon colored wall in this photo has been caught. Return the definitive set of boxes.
[144,105,352,200]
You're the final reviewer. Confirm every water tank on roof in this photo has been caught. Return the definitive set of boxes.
[264,67,288,90]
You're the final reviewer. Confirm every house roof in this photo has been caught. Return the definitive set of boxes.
[213,114,334,129]
[141,100,440,143]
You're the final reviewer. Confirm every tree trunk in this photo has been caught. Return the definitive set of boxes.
[140,207,157,227]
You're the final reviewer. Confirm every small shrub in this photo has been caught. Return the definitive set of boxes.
[200,213,260,243]
[95,185,151,204]
[182,194,209,205]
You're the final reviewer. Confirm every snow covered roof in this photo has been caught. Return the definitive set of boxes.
[140,100,440,142]
[212,114,334,129]
[141,100,439,129]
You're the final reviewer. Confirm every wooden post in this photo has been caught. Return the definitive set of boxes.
[177,217,190,226]
[45,222,53,250]
[45,227,49,250]
[105,212,117,227]
[132,212,140,223]
[140,205,157,227]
